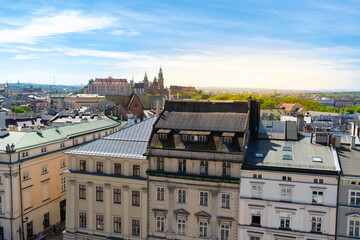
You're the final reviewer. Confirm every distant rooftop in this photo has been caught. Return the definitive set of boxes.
[337,144,360,177]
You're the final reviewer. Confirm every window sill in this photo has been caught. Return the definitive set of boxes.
[310,231,323,234]
[41,172,49,175]
[279,227,291,231]
[113,202,121,205]
[79,198,87,200]
[23,178,31,182]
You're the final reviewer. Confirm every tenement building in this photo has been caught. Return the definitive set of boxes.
[238,134,341,240]
[146,100,260,240]
[0,115,121,240]
[63,117,157,240]
[336,138,360,239]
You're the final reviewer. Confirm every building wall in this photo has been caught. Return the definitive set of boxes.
[239,170,338,240]
[337,177,360,240]
[87,84,131,96]
[64,155,148,240]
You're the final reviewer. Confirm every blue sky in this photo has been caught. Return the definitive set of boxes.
[1,0,360,90]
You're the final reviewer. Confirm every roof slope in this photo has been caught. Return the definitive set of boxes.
[244,136,339,172]
[1,117,119,152]
[337,145,360,176]
[156,112,247,132]
[66,116,157,159]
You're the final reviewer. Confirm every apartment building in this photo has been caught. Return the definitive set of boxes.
[0,116,121,240]
[63,117,157,240]
[238,136,340,240]
[336,141,360,239]
[146,100,260,240]
[84,77,131,96]
[63,94,106,110]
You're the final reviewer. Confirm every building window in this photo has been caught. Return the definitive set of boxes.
[314,178,324,184]
[156,216,165,232]
[221,193,231,209]
[80,160,86,171]
[44,212,50,229]
[159,133,167,140]
[23,171,30,181]
[312,190,324,204]
[96,162,104,173]
[114,217,121,233]
[199,191,209,207]
[251,185,262,198]
[349,219,360,237]
[75,139,78,145]
[132,219,140,236]
[350,191,360,205]
[79,184,86,199]
[0,196,3,214]
[156,187,165,202]
[41,147,47,153]
[222,162,231,177]
[96,186,103,202]
[253,174,262,179]
[96,214,104,231]
[250,209,261,225]
[200,161,208,175]
[282,176,292,181]
[114,163,121,175]
[191,135,198,141]
[60,143,65,148]
[41,165,48,174]
[219,223,230,240]
[79,212,87,228]
[279,212,291,229]
[157,158,164,171]
[177,218,186,235]
[224,137,232,144]
[178,160,186,173]
[113,188,121,204]
[61,177,66,192]
[182,135,190,142]
[133,165,140,177]
[280,188,292,201]
[311,216,323,232]
[199,135,207,142]
[199,221,208,238]
[60,159,66,168]
[132,190,140,206]
[250,237,260,240]
[178,189,187,204]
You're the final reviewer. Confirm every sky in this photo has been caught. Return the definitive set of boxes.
[0,0,360,90]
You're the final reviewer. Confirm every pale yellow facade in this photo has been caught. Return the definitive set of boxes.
[0,118,121,240]
[64,155,148,240]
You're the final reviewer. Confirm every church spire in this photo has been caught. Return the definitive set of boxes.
[143,71,149,83]
[158,67,164,89]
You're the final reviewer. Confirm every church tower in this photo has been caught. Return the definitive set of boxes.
[158,67,164,89]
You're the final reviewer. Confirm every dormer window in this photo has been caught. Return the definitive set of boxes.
[182,135,190,141]
[222,132,235,144]
[224,137,232,144]
[159,134,167,140]
[190,135,198,141]
[199,135,207,142]
[157,129,171,141]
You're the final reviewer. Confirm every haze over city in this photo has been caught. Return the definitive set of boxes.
[1,0,360,89]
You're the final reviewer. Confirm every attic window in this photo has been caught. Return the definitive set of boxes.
[159,133,167,140]
[182,135,190,142]
[224,137,232,144]
[190,135,198,141]
[283,146,292,151]
[283,155,292,160]
[199,135,207,142]
[255,153,264,158]
[312,157,322,162]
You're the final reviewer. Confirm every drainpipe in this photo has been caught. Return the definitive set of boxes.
[8,153,13,240]
[18,158,25,240]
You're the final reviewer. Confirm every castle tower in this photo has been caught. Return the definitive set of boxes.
[158,67,164,89]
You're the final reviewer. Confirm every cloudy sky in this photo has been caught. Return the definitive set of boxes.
[1,0,360,90]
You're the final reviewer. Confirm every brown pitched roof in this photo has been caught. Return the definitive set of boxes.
[93,77,129,85]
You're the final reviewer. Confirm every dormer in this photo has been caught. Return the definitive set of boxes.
[222,132,235,144]
[180,131,210,142]
[157,129,171,141]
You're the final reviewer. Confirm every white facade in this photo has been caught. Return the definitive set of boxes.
[238,170,338,240]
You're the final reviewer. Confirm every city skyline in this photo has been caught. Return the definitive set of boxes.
[1,0,360,90]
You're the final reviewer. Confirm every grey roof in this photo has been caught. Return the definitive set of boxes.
[244,136,340,172]
[337,145,360,176]
[66,116,157,159]
[156,111,247,132]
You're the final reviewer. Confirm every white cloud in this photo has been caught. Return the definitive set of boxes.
[0,10,115,44]
[10,54,37,60]
[111,29,140,36]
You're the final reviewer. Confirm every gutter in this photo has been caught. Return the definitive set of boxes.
[8,153,13,240]
[18,155,25,240]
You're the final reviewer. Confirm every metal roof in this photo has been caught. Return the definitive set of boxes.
[337,145,360,176]
[156,111,247,132]
[244,136,340,172]
[66,117,157,159]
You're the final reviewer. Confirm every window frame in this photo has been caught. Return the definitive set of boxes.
[96,186,104,202]
[113,216,122,233]
[79,212,87,228]
[220,193,231,209]
[113,188,121,204]
[132,190,140,207]
[79,184,86,200]
[156,215,165,232]
[156,186,165,202]
[198,221,208,238]
[310,215,323,233]
[199,191,209,207]
[177,188,187,204]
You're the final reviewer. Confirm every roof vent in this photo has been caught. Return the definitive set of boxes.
[37,129,42,135]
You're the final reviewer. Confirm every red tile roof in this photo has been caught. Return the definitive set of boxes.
[93,77,129,85]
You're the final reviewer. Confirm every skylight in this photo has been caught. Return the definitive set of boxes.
[255,153,264,158]
[283,146,292,151]
[283,155,292,160]
[312,157,322,162]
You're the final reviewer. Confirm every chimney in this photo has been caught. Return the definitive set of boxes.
[351,136,356,149]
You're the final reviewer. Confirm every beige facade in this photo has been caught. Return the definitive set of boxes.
[64,155,148,240]
[63,117,156,240]
[84,77,131,96]
[0,117,121,240]
[64,94,106,109]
